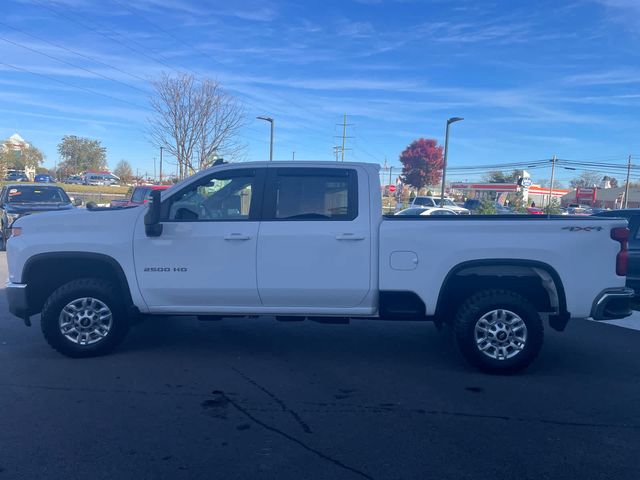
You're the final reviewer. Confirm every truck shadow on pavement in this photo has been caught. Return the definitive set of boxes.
[118,315,639,378]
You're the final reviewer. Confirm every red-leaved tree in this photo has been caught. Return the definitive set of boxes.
[399,138,444,190]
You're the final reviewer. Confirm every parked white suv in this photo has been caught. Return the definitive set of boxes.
[5,161,633,373]
[410,196,470,214]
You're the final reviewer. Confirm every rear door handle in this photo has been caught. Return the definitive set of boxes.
[224,233,251,241]
[335,233,366,241]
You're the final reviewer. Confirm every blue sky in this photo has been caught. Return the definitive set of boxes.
[1,0,639,185]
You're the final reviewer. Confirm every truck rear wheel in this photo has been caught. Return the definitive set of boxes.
[41,278,129,358]
[454,289,543,374]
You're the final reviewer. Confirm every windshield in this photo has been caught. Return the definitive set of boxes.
[437,199,456,207]
[5,186,70,204]
[413,197,435,207]
[397,208,426,215]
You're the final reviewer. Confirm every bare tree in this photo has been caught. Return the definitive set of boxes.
[570,171,603,189]
[149,73,245,179]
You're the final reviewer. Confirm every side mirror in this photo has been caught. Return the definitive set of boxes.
[144,189,163,237]
[73,197,83,207]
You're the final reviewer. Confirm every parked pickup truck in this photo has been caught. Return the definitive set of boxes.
[109,185,170,208]
[5,162,634,373]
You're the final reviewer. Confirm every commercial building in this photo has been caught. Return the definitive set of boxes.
[1,133,35,180]
[449,182,569,206]
[561,186,640,209]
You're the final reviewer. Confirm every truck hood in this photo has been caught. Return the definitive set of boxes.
[13,205,143,233]
[5,203,74,214]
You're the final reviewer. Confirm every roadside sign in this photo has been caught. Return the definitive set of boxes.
[521,178,532,188]
[388,185,396,193]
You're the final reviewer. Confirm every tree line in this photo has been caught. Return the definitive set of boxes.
[0,134,136,184]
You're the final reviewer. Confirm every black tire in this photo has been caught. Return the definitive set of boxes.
[41,278,130,358]
[454,289,543,374]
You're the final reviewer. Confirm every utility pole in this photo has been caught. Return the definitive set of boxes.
[333,146,341,162]
[548,155,557,208]
[341,113,347,162]
[334,114,353,162]
[292,151,295,161]
[153,157,157,181]
[159,146,163,183]
[623,154,632,209]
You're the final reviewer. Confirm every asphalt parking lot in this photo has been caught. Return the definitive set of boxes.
[1,253,639,480]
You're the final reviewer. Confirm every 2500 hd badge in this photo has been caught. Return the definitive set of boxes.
[144,267,188,272]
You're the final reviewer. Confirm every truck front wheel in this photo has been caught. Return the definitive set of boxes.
[41,278,130,358]
[454,289,543,374]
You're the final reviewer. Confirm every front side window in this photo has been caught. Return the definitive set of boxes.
[131,188,148,203]
[271,169,357,220]
[166,170,255,221]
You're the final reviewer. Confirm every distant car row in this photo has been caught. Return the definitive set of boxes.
[409,196,471,214]
[65,172,120,186]
[400,196,610,216]
[4,172,122,186]
[4,172,56,183]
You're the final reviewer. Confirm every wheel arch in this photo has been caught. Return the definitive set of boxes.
[435,259,568,325]
[22,252,134,316]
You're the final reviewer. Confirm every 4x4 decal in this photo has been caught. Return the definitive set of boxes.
[562,226,604,232]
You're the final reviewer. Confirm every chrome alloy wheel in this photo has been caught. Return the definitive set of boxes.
[58,297,113,346]
[474,309,527,360]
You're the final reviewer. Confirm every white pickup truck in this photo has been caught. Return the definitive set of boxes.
[5,161,634,373]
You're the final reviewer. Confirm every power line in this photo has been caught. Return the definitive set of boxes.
[0,60,147,109]
[0,21,149,83]
[31,0,192,76]
[448,159,550,171]
[106,0,334,142]
[350,125,385,163]
[0,34,148,94]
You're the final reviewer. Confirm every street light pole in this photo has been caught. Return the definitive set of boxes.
[440,117,464,203]
[548,155,557,208]
[623,154,632,209]
[159,146,163,183]
[257,116,274,161]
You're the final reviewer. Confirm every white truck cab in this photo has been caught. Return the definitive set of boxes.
[5,161,634,373]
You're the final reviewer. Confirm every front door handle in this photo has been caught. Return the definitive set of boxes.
[224,233,251,241]
[335,233,365,241]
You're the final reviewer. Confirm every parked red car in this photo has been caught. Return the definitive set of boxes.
[526,207,544,215]
[110,185,170,208]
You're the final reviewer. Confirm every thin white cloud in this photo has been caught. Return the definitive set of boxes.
[335,19,375,38]
[564,69,640,86]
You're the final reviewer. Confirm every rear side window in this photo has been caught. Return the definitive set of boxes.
[266,168,358,221]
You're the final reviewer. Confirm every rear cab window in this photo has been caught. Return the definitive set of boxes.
[264,168,358,221]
